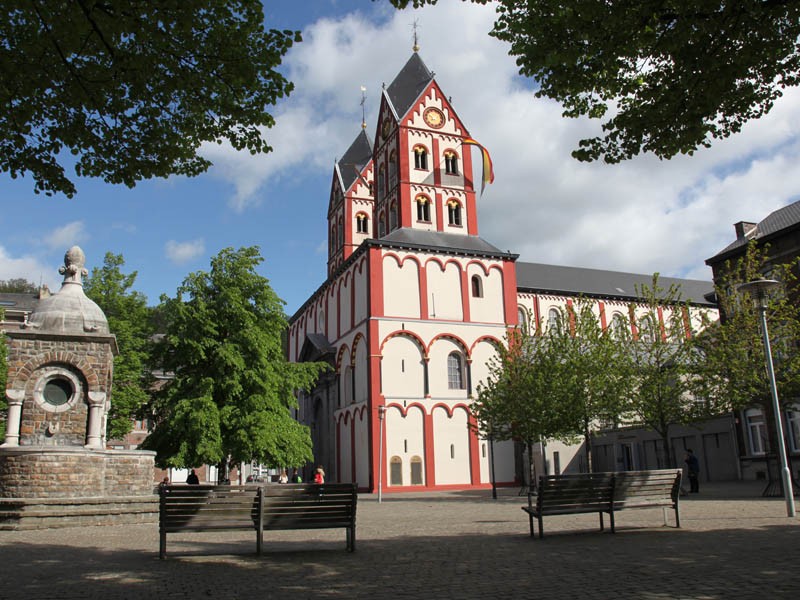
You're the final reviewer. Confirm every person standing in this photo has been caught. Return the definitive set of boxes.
[684,449,700,493]
[186,469,200,485]
[314,466,325,484]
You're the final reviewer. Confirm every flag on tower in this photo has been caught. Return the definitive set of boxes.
[462,138,494,196]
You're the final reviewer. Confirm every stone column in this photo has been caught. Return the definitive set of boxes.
[85,391,106,449]
[2,389,24,447]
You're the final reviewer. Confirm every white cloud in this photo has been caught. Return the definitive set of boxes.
[165,239,205,265]
[201,0,800,281]
[44,221,88,250]
[0,246,58,290]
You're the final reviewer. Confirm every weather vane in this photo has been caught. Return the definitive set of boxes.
[412,19,420,52]
[360,86,367,129]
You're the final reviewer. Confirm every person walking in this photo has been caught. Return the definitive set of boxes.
[314,466,325,484]
[684,449,700,493]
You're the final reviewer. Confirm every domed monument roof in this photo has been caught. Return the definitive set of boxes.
[25,246,109,334]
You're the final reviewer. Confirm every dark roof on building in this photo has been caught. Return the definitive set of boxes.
[707,199,800,263]
[386,52,434,119]
[0,292,39,313]
[516,262,716,306]
[375,228,516,259]
[337,129,373,192]
[298,333,336,362]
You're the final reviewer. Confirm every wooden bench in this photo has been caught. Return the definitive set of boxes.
[159,483,357,558]
[522,469,682,538]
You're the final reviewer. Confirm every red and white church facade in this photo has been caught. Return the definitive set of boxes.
[287,52,717,492]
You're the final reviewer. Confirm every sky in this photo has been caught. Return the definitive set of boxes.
[2,0,800,316]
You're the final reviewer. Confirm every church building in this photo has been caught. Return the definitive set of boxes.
[287,51,717,492]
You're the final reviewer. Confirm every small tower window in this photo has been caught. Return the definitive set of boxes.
[471,275,483,298]
[378,164,386,199]
[356,212,369,234]
[416,194,431,222]
[389,202,398,230]
[414,145,428,170]
[447,199,462,226]
[389,150,398,187]
[447,352,464,389]
[444,151,459,175]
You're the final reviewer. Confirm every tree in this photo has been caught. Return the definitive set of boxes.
[551,300,632,472]
[693,242,800,494]
[472,326,575,487]
[1,1,300,197]
[0,279,38,293]
[83,252,152,440]
[622,275,714,468]
[142,246,328,479]
[390,1,800,163]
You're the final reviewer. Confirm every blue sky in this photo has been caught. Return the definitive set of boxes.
[3,0,800,315]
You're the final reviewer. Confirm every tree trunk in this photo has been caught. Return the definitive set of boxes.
[583,417,594,473]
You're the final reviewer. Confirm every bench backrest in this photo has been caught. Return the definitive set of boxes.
[261,483,357,530]
[159,485,261,532]
[535,472,615,513]
[613,469,682,508]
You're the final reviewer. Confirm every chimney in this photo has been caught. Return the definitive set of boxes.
[734,221,757,240]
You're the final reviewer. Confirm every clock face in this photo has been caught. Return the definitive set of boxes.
[423,107,445,129]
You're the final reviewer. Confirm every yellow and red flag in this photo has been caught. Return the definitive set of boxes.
[462,137,494,196]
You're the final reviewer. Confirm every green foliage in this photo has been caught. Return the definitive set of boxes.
[622,275,708,467]
[84,252,152,440]
[0,279,38,293]
[143,246,328,470]
[694,243,800,425]
[389,0,800,163]
[0,1,301,197]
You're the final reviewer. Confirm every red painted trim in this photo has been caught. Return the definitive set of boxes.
[398,133,412,228]
[419,262,429,319]
[350,268,356,328]
[424,410,435,486]
[468,411,481,485]
[598,301,607,331]
[435,191,444,232]
[369,246,384,318]
[533,295,541,335]
[502,260,518,325]
[368,312,384,493]
[432,137,441,187]
[657,306,667,341]
[682,306,692,339]
[628,304,638,340]
[426,333,470,357]
[468,335,503,355]
[379,329,427,354]
[461,267,471,322]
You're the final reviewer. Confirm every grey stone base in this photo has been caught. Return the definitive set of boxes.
[0,495,159,530]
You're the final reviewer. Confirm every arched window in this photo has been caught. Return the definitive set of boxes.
[390,456,403,485]
[377,164,386,199]
[517,306,528,332]
[447,352,464,389]
[388,150,397,186]
[410,456,423,485]
[471,275,483,298]
[414,145,428,170]
[338,218,344,246]
[611,312,627,340]
[368,180,374,196]
[378,211,386,237]
[447,199,462,226]
[638,314,657,342]
[355,212,369,234]
[444,150,459,175]
[330,225,337,253]
[389,202,398,230]
[547,308,561,334]
[416,194,431,222]
[318,309,325,331]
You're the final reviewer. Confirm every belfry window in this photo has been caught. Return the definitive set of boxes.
[389,202,398,230]
[471,275,483,298]
[447,199,462,226]
[414,145,428,170]
[416,195,431,222]
[444,151,459,175]
[356,213,369,234]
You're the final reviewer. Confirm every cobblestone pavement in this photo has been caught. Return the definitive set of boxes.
[0,482,797,600]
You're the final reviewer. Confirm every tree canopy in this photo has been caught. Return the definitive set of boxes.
[142,246,328,473]
[0,279,38,293]
[1,1,300,197]
[83,252,153,440]
[390,0,800,163]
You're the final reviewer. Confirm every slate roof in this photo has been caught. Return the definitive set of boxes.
[375,228,516,259]
[0,292,39,314]
[385,52,434,119]
[707,199,800,262]
[516,262,716,306]
[337,129,373,192]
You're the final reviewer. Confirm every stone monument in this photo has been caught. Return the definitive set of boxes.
[0,247,157,529]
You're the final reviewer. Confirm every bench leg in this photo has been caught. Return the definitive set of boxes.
[674,505,681,529]
[347,526,356,552]
[609,510,615,534]
[537,515,544,539]
[159,531,166,559]
[257,527,263,555]
[599,512,604,532]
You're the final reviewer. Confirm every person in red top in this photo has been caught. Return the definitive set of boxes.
[314,466,325,484]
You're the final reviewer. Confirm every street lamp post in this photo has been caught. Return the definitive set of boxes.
[377,405,386,504]
[737,279,796,517]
